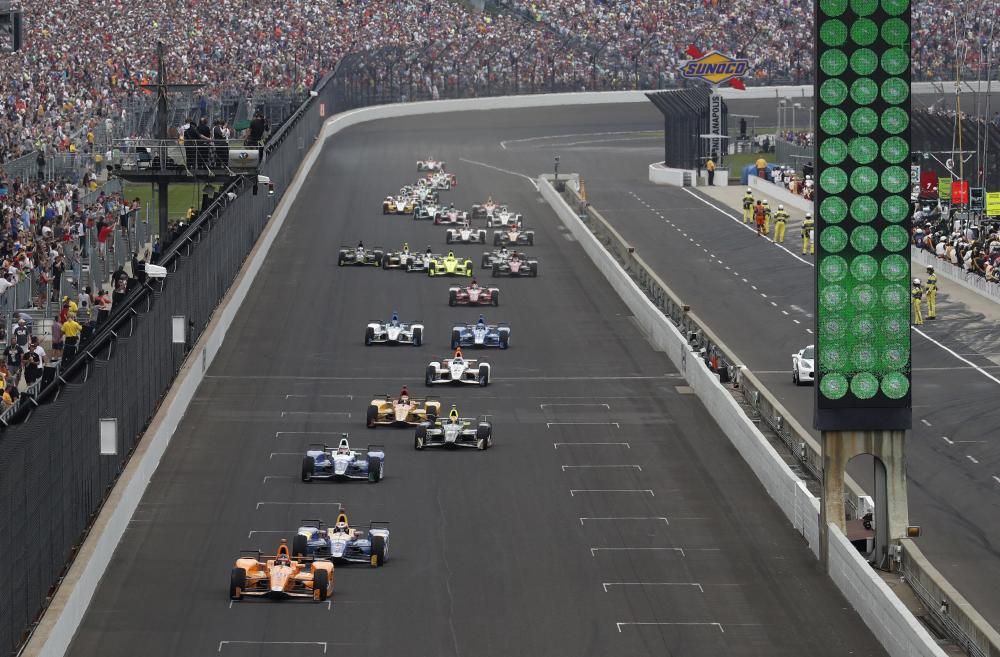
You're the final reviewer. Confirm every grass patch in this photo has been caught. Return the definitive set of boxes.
[123,182,219,223]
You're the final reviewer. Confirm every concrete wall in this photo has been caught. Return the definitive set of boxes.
[648,163,692,187]
[748,176,813,213]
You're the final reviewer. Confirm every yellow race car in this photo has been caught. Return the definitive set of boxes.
[428,251,473,277]
[367,387,442,427]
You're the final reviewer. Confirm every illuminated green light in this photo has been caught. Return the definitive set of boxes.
[881,78,909,105]
[882,343,909,369]
[821,315,849,341]
[850,196,878,223]
[881,137,909,164]
[821,20,849,47]
[821,197,848,223]
[850,78,878,105]
[821,255,849,282]
[882,312,909,339]
[881,0,909,16]
[821,374,849,399]
[880,254,909,280]
[821,226,849,253]
[821,345,848,371]
[851,19,878,46]
[851,0,878,15]
[821,108,849,135]
[849,137,878,164]
[820,167,848,193]
[850,167,878,194]
[882,17,909,45]
[881,107,909,134]
[821,49,849,76]
[881,166,909,193]
[851,255,878,281]
[821,0,848,15]
[881,283,908,309]
[850,48,878,75]
[881,196,909,223]
[851,225,878,252]
[881,372,910,399]
[852,313,877,339]
[851,284,878,311]
[851,373,879,399]
[821,79,849,106]
[821,284,848,310]
[852,344,878,370]
[850,107,878,134]
[821,138,848,165]
[881,225,910,252]
[881,48,909,75]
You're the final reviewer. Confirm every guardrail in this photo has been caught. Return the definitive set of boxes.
[554,176,1000,657]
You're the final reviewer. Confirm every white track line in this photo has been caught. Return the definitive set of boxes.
[554,442,630,449]
[603,582,703,592]
[572,489,653,496]
[592,547,682,556]
[562,465,642,471]
[459,157,538,190]
[580,517,669,525]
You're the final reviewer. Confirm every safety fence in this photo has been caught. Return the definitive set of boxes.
[0,64,333,657]
[912,247,1000,305]
[556,178,999,657]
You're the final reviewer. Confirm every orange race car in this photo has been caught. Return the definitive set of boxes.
[366,386,442,427]
[229,539,334,601]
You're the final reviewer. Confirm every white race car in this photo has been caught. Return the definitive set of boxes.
[435,207,469,226]
[417,159,446,172]
[423,172,456,190]
[414,203,441,221]
[425,348,490,386]
[365,313,424,346]
[792,345,814,386]
[446,221,487,244]
[487,208,522,228]
[414,406,494,450]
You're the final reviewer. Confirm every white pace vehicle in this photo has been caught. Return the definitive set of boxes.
[792,345,815,386]
[365,312,424,346]
[425,348,490,386]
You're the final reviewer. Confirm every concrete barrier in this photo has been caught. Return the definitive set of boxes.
[648,162,693,186]
[748,176,813,213]
[539,175,948,657]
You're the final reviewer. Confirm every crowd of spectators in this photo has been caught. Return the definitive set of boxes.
[913,204,1000,283]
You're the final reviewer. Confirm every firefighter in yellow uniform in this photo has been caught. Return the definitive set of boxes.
[742,188,755,223]
[801,212,814,254]
[761,200,772,235]
[911,278,924,325]
[925,266,937,319]
[773,204,789,243]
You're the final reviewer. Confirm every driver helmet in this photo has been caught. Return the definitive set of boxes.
[447,251,455,258]
[449,406,459,421]
[335,521,348,533]
[477,314,486,327]
[399,385,409,402]
[426,245,432,253]
[390,311,399,327]
[470,278,479,288]
[453,348,463,361]
[402,242,409,253]
[357,241,364,248]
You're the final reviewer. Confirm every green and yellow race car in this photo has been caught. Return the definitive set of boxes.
[428,251,474,277]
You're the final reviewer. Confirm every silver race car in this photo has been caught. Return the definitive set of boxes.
[338,243,384,267]
[414,406,494,450]
[365,312,423,346]
[425,348,490,386]
[486,207,522,228]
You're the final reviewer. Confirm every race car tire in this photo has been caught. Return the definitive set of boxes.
[493,233,500,246]
[463,260,473,275]
[413,327,423,346]
[382,257,389,270]
[528,234,534,246]
[446,233,453,244]
[337,254,345,266]
[415,426,427,450]
[371,536,387,567]
[449,290,458,306]
[301,456,315,482]
[491,264,499,278]
[230,568,247,600]
[368,456,383,483]
[450,329,462,350]
[481,255,490,269]
[365,327,375,346]
[499,332,510,350]
[476,423,491,450]
[292,534,308,558]
[491,290,499,306]
[793,369,800,386]
[374,252,384,266]
[366,404,378,428]
[425,366,436,387]
[530,263,538,277]
[313,569,329,601]
[479,232,486,244]
[478,365,489,387]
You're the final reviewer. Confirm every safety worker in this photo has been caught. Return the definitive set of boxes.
[753,200,766,237]
[925,266,938,319]
[706,158,716,186]
[742,188,755,223]
[761,200,772,235]
[801,212,815,254]
[911,278,924,325]
[773,204,789,243]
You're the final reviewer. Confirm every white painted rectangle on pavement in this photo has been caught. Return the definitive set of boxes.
[547,422,620,428]
[218,641,333,653]
[562,465,642,471]
[571,489,653,497]
[554,442,630,449]
[256,501,342,510]
[280,411,351,418]
[603,582,703,592]
[591,547,683,556]
[580,517,668,525]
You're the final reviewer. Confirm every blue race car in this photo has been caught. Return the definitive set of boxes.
[301,436,385,483]
[450,314,510,349]
[292,511,390,567]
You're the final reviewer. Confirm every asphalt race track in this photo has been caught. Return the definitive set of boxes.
[65,108,888,657]
[484,101,1000,625]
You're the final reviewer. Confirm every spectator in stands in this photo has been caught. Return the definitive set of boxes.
[12,318,29,350]
[246,112,270,148]
[61,313,82,363]
[4,338,22,377]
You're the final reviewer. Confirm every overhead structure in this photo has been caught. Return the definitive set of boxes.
[813,0,913,567]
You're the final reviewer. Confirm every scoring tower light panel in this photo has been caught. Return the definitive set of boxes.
[814,0,912,430]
